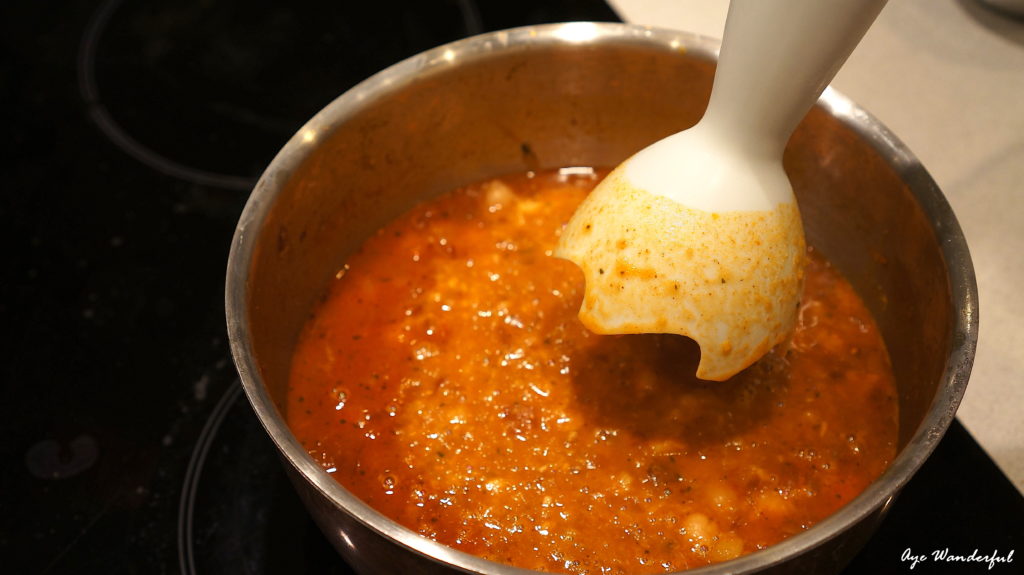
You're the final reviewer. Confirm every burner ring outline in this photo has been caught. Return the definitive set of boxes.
[175,379,244,575]
[77,0,257,191]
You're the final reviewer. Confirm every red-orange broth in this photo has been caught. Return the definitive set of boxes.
[286,168,899,574]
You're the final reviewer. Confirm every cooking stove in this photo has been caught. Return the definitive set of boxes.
[2,0,1021,573]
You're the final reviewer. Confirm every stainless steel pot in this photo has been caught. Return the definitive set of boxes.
[226,22,977,575]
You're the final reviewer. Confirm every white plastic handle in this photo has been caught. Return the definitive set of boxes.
[702,0,888,159]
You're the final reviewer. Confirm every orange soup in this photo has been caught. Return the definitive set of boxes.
[286,168,898,574]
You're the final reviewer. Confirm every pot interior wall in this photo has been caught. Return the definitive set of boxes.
[247,42,949,453]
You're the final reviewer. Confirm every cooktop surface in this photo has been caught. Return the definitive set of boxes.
[2,0,1021,573]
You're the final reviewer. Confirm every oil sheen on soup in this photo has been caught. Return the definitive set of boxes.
[286,168,899,574]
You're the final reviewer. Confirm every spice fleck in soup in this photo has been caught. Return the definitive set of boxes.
[286,168,898,574]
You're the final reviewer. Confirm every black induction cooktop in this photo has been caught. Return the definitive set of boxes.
[2,1,1021,573]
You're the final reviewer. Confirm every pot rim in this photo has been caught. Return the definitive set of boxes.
[225,21,978,574]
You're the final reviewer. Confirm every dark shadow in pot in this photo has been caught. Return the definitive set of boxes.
[567,331,787,451]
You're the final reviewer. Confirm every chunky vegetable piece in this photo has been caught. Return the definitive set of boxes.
[286,169,898,574]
